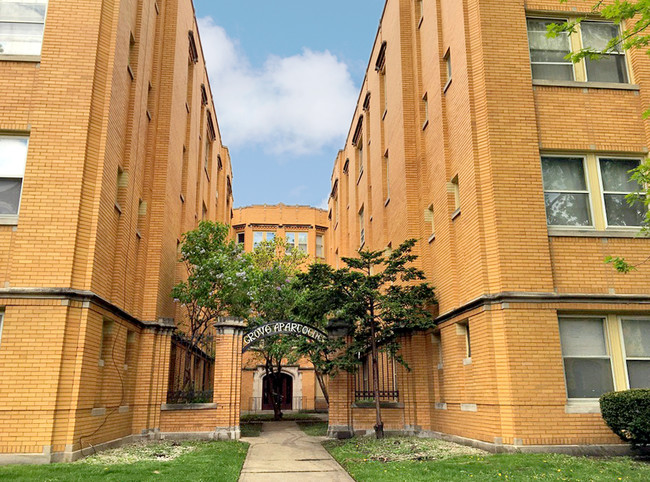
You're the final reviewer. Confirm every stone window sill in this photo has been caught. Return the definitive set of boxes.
[0,216,18,226]
[532,79,640,91]
[161,403,217,411]
[0,55,40,63]
[548,227,645,238]
[565,400,601,414]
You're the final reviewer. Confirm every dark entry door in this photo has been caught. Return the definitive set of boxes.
[262,373,293,410]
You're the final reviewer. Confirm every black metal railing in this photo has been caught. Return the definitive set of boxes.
[354,352,399,402]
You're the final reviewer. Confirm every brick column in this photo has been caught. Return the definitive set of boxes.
[213,317,245,440]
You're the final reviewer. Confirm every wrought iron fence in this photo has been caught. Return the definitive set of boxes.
[354,352,399,402]
[166,333,215,404]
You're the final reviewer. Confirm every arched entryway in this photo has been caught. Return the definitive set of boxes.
[262,373,293,410]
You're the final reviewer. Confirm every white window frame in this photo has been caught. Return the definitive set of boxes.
[541,154,595,229]
[596,156,644,230]
[0,311,4,348]
[0,0,49,59]
[0,134,28,224]
[526,17,575,82]
[558,315,615,401]
[359,207,365,248]
[316,234,324,258]
[580,20,630,84]
[618,316,650,389]
[253,230,275,248]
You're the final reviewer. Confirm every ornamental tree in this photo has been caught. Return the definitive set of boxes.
[296,239,436,438]
[171,221,251,398]
[246,236,308,420]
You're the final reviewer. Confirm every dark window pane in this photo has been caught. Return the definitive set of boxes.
[541,157,587,191]
[0,22,44,56]
[563,357,614,398]
[627,361,650,389]
[604,194,645,226]
[585,55,628,83]
[544,193,592,226]
[0,178,22,215]
[0,1,47,23]
[622,319,650,358]
[600,158,641,192]
[531,63,574,81]
[582,22,621,53]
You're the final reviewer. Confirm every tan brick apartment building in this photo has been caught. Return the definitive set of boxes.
[0,0,234,463]
[327,0,650,450]
[232,204,329,413]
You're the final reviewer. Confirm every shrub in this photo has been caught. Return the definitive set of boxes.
[600,389,650,447]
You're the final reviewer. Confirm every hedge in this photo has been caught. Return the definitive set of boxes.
[600,389,650,447]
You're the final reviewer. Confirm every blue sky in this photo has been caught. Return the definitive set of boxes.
[193,1,384,209]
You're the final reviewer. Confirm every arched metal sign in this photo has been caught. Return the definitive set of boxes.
[242,321,327,353]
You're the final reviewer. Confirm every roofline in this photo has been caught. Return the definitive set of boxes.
[233,203,328,213]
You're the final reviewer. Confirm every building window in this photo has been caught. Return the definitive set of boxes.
[450,175,460,215]
[204,137,212,174]
[0,0,48,57]
[581,22,628,83]
[0,311,4,348]
[443,49,452,90]
[253,231,275,248]
[527,18,574,81]
[457,321,471,359]
[383,152,390,202]
[99,319,115,365]
[359,207,365,247]
[541,154,647,230]
[621,318,650,388]
[433,331,443,368]
[316,234,324,258]
[0,135,28,219]
[285,232,307,254]
[422,93,429,129]
[541,156,592,227]
[425,203,435,236]
[559,317,614,399]
[237,232,245,245]
[599,158,645,227]
[297,232,307,253]
[358,136,364,177]
[526,17,628,84]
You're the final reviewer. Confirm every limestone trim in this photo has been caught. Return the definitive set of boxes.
[0,288,177,330]
[435,291,650,324]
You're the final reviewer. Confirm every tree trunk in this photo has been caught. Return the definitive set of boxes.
[315,371,329,405]
[271,372,283,421]
[369,318,384,439]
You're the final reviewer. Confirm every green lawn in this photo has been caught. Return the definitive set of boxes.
[325,438,650,482]
[0,441,248,482]
[297,421,328,437]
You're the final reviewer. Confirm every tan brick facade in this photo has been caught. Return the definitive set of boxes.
[326,0,650,450]
[0,0,234,462]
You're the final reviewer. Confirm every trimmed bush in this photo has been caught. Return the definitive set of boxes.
[600,389,650,447]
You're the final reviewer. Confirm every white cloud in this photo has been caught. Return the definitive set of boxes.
[317,196,329,210]
[198,17,358,156]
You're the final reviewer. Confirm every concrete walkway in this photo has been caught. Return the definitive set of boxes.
[239,421,353,481]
